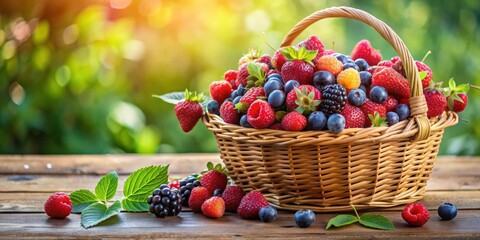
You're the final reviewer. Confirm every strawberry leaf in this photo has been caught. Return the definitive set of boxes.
[153,92,185,105]
[359,213,395,230]
[326,214,359,229]
[449,78,456,90]
[419,71,427,80]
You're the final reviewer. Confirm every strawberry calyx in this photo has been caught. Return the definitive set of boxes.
[200,162,230,183]
[368,112,387,127]
[239,48,262,65]
[280,46,318,66]
[293,87,320,115]
[445,78,470,110]
[246,63,266,88]
[184,89,205,103]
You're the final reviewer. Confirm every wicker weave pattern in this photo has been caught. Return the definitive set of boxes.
[203,7,458,212]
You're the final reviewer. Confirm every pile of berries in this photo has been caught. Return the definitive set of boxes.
[148,184,182,218]
[178,174,202,207]
[173,35,470,134]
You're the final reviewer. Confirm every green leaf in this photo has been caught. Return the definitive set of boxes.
[81,200,122,229]
[123,165,169,201]
[152,92,185,105]
[449,78,456,90]
[419,71,427,80]
[121,198,150,212]
[359,213,395,230]
[70,189,99,213]
[207,162,214,170]
[95,171,118,202]
[326,214,359,229]
[457,84,470,93]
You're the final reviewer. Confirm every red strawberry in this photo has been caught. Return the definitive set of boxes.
[222,186,246,212]
[297,35,325,53]
[247,100,276,129]
[341,103,365,128]
[280,46,317,85]
[201,170,228,194]
[393,60,433,88]
[220,101,239,124]
[209,81,232,105]
[319,49,336,57]
[235,87,265,112]
[188,187,211,212]
[44,192,72,218]
[224,70,238,89]
[382,95,399,112]
[237,190,270,219]
[286,85,321,114]
[201,196,225,218]
[377,60,393,67]
[271,48,288,71]
[281,111,307,131]
[174,90,204,133]
[361,99,386,127]
[424,86,446,118]
[372,67,410,100]
[351,39,382,66]
[236,62,269,88]
[449,93,468,113]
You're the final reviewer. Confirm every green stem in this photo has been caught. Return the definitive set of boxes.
[469,84,480,91]
[421,50,431,63]
[351,204,361,220]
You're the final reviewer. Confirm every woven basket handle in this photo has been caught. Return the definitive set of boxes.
[280,6,430,140]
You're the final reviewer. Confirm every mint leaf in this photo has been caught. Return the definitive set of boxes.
[121,198,150,212]
[153,92,184,105]
[95,171,118,202]
[359,213,395,230]
[70,189,99,213]
[123,165,169,201]
[81,200,122,229]
[326,214,359,229]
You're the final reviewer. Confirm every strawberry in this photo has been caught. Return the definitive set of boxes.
[220,100,239,124]
[201,196,225,218]
[361,99,386,127]
[201,170,228,194]
[450,93,468,113]
[351,39,382,66]
[236,62,269,88]
[271,48,288,71]
[369,111,388,127]
[424,82,447,118]
[221,186,246,212]
[174,90,204,133]
[224,70,238,89]
[286,85,321,114]
[445,78,470,113]
[281,111,307,131]
[238,48,262,66]
[393,60,433,88]
[188,187,212,212]
[297,35,325,53]
[270,122,283,130]
[280,46,317,85]
[209,81,232,105]
[235,87,265,112]
[247,100,276,129]
[372,67,410,100]
[258,54,272,66]
[237,190,270,219]
[341,103,365,128]
[382,95,399,112]
[377,60,393,67]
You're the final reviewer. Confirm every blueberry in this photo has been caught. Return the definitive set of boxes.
[343,62,359,71]
[240,114,252,128]
[284,80,300,94]
[327,114,345,134]
[294,209,316,228]
[313,71,335,90]
[193,180,201,187]
[233,95,242,105]
[307,111,327,130]
[354,58,369,71]
[358,85,367,95]
[438,203,457,220]
[335,54,349,64]
[213,189,223,197]
[207,100,220,115]
[266,73,283,83]
[267,90,286,108]
[236,84,245,96]
[185,183,194,189]
[347,89,366,107]
[386,112,400,126]
[359,71,372,87]
[369,86,388,103]
[230,90,238,100]
[259,206,277,222]
[264,80,283,96]
[396,104,410,120]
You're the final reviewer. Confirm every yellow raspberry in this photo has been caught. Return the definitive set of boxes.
[316,55,343,76]
[337,68,361,91]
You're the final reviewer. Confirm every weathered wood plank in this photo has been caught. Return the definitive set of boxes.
[0,211,479,239]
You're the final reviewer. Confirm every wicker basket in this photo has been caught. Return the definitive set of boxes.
[203,6,458,212]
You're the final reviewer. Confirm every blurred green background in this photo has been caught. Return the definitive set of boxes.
[1,0,479,155]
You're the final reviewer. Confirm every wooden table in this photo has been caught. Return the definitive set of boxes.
[0,154,479,239]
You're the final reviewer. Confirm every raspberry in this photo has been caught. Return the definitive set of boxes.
[224,70,238,89]
[382,95,399,112]
[235,87,265,112]
[44,192,72,218]
[168,180,180,190]
[220,101,239,124]
[337,68,361,91]
[247,100,276,129]
[402,202,430,227]
[377,60,393,67]
[351,39,382,66]
[209,81,232,105]
[281,111,307,131]
[316,55,343,76]
[148,185,182,218]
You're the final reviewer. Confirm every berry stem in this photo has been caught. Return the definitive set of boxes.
[421,50,431,63]
[469,84,480,91]
[351,204,361,220]
[262,32,277,52]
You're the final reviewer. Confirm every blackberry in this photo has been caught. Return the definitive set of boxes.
[179,175,201,207]
[148,185,182,218]
[319,84,347,116]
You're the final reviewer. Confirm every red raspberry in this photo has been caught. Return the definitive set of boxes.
[270,122,283,130]
[281,111,307,131]
[235,87,265,112]
[221,186,246,212]
[382,95,399,112]
[168,180,180,190]
[390,56,401,64]
[209,81,232,105]
[223,70,238,89]
[297,35,325,53]
[351,39,382,66]
[220,101,239,124]
[247,100,276,129]
[402,202,430,227]
[258,54,271,66]
[44,192,72,218]
[377,60,393,67]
